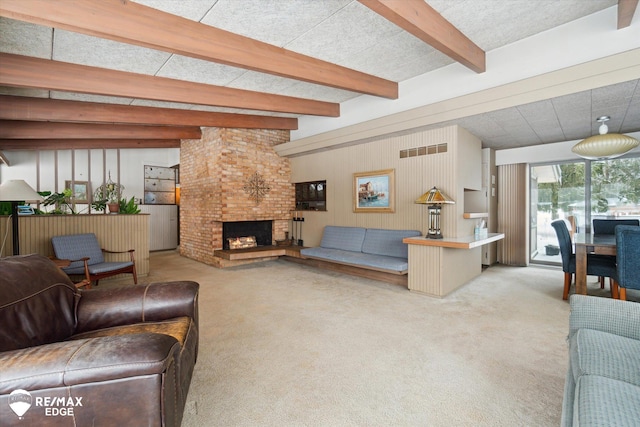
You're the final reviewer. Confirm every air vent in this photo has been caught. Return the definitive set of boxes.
[399,143,447,158]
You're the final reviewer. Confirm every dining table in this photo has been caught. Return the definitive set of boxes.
[573,232,616,295]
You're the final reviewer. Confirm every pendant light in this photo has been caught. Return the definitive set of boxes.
[572,116,639,160]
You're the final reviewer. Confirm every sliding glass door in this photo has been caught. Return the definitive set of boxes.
[530,155,640,265]
[531,161,585,264]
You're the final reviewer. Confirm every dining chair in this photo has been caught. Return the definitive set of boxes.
[592,218,640,234]
[51,233,137,286]
[551,219,617,300]
[592,219,639,288]
[611,225,640,301]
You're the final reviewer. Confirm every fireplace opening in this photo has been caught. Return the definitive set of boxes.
[222,221,272,250]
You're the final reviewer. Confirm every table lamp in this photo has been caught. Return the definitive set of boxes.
[415,186,455,239]
[0,180,44,255]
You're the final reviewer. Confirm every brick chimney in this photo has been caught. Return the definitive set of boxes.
[179,127,294,265]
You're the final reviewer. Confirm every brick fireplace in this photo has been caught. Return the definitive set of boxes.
[179,127,293,267]
[222,220,272,250]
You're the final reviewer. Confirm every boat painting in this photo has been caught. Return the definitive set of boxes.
[353,169,395,213]
[358,180,386,204]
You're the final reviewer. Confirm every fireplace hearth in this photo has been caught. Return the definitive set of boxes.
[222,220,273,250]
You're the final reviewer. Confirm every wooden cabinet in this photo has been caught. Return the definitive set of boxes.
[139,205,178,251]
[403,233,505,297]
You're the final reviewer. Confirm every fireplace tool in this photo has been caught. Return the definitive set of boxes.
[292,211,304,246]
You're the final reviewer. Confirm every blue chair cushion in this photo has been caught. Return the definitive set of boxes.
[52,233,105,272]
[362,228,421,258]
[319,226,366,252]
[88,261,134,274]
[300,247,408,273]
[64,263,136,277]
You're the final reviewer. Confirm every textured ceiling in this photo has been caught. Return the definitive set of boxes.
[1,0,638,150]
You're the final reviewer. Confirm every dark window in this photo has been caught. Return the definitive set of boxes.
[295,180,326,211]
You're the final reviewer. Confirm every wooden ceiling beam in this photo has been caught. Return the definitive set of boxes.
[618,0,639,28]
[0,0,398,99]
[0,120,202,140]
[0,53,339,117]
[0,96,298,130]
[0,139,182,150]
[359,0,485,73]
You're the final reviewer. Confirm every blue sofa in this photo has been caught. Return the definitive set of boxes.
[561,295,640,426]
[299,226,421,282]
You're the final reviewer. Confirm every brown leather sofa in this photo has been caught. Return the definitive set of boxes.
[0,254,199,426]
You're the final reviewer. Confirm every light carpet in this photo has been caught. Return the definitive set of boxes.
[116,251,637,426]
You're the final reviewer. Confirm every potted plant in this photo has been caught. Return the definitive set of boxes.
[40,189,76,214]
[93,174,125,214]
[545,244,560,256]
[119,196,141,214]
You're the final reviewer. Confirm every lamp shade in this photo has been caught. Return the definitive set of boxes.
[571,133,639,160]
[415,186,455,205]
[0,180,43,202]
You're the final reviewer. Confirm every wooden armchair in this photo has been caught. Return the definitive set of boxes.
[51,233,137,286]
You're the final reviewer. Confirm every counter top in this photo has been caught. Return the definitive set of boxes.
[403,233,505,249]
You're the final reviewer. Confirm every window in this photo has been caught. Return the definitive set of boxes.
[530,155,640,265]
[144,165,176,204]
[295,181,326,211]
[590,157,640,220]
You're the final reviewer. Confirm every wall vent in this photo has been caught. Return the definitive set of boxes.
[399,143,447,158]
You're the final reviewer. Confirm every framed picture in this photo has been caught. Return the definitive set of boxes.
[353,169,395,213]
[65,180,90,204]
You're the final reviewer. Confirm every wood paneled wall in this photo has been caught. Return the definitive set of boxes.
[289,125,482,246]
[0,214,150,278]
[497,163,529,266]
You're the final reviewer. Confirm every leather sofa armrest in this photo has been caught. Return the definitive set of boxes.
[75,281,199,334]
[0,333,179,393]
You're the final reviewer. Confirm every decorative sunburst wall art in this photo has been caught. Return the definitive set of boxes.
[243,171,271,205]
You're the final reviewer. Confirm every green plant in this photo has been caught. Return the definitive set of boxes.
[93,173,125,212]
[93,182,123,203]
[91,199,107,212]
[41,189,76,214]
[0,201,12,216]
[118,196,140,214]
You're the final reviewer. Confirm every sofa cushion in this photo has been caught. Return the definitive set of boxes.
[70,317,191,346]
[362,228,421,258]
[300,247,409,273]
[573,375,640,426]
[0,254,76,352]
[570,328,640,387]
[319,226,366,252]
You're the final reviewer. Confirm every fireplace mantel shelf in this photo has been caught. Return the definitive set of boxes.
[214,245,305,261]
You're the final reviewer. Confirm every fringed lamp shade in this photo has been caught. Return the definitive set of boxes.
[415,186,455,239]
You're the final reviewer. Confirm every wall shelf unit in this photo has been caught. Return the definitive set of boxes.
[463,212,488,219]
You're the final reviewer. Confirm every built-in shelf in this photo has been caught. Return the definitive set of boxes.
[403,233,505,249]
[463,212,488,219]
